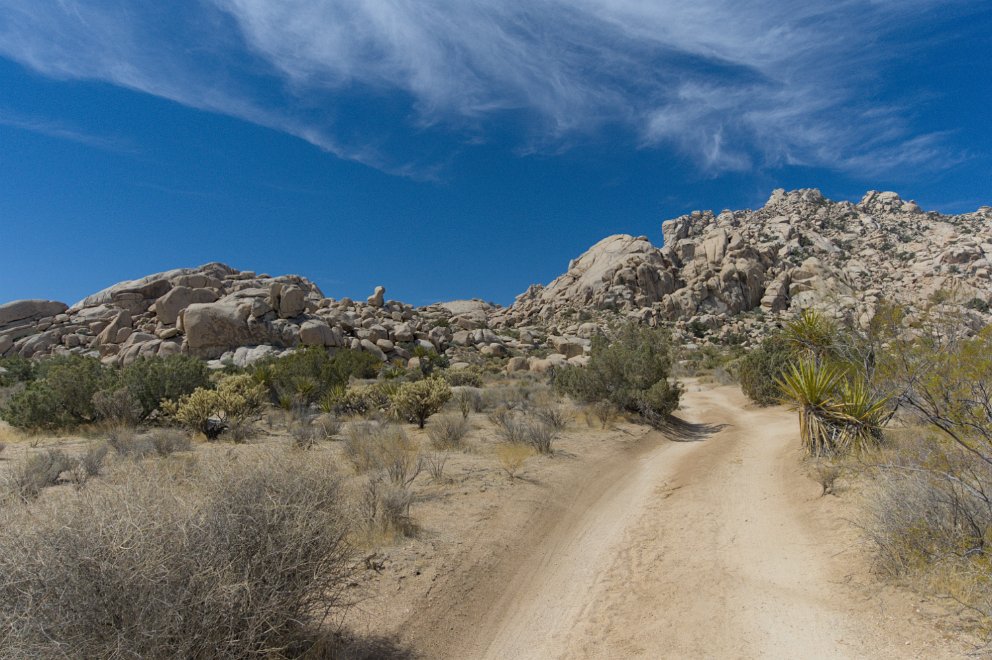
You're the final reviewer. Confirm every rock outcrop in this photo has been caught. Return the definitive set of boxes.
[494,189,992,344]
[2,189,989,365]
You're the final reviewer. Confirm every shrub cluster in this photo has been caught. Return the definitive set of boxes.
[0,355,210,431]
[253,346,380,407]
[552,324,681,423]
[737,334,794,405]
[0,451,354,658]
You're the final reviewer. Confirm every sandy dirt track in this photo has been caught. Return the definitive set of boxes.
[401,383,967,659]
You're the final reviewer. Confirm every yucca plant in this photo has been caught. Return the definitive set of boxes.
[784,309,837,365]
[777,360,845,457]
[834,379,889,454]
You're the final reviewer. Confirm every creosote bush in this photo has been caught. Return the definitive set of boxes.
[738,333,794,406]
[552,324,681,424]
[0,451,354,658]
[253,346,380,407]
[1,355,114,430]
[426,414,470,450]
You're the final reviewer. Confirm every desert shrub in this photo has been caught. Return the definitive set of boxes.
[491,408,527,444]
[534,405,569,432]
[343,423,421,479]
[148,429,192,457]
[332,381,397,417]
[165,374,265,440]
[2,355,113,430]
[79,444,109,479]
[315,413,342,438]
[410,346,448,377]
[0,356,35,386]
[738,333,794,405]
[360,477,416,539]
[254,346,380,406]
[522,420,557,455]
[91,387,143,426]
[7,449,74,500]
[965,297,990,313]
[119,355,211,420]
[290,420,320,450]
[106,426,157,459]
[456,387,484,417]
[0,451,354,658]
[863,434,992,620]
[552,324,681,423]
[444,367,483,388]
[495,443,533,481]
[590,401,618,429]
[423,451,448,482]
[392,376,452,428]
[427,414,470,450]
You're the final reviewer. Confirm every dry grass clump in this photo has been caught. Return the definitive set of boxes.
[427,414,470,450]
[289,420,320,450]
[148,429,192,457]
[490,409,558,455]
[496,443,534,481]
[344,422,421,479]
[0,450,354,658]
[423,451,448,483]
[315,413,342,439]
[360,477,417,540]
[455,387,484,418]
[6,448,74,501]
[583,401,618,429]
[106,425,154,459]
[78,443,109,478]
[534,405,569,432]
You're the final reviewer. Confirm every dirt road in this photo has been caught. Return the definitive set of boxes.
[403,383,965,659]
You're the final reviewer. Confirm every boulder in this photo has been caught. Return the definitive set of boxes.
[278,286,307,318]
[155,286,219,325]
[367,286,385,308]
[183,301,253,356]
[0,300,68,327]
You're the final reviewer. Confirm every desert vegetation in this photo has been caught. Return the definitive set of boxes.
[735,303,992,632]
[552,324,682,425]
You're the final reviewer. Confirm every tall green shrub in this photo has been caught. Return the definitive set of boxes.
[553,324,681,421]
[738,334,794,405]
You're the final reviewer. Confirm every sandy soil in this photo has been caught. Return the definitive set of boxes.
[396,382,972,659]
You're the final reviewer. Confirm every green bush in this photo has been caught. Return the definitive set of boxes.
[0,356,36,386]
[444,367,484,388]
[393,377,452,428]
[254,347,380,406]
[332,382,397,417]
[2,356,114,430]
[552,324,681,422]
[119,355,211,421]
[738,334,794,405]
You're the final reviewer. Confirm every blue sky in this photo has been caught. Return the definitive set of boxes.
[0,1,989,307]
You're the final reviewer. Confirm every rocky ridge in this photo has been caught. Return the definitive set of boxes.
[494,188,992,343]
[2,189,989,371]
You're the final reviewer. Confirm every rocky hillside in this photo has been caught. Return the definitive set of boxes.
[495,189,992,342]
[2,189,989,371]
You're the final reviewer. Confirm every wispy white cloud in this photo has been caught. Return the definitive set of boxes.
[0,0,973,176]
[0,110,134,152]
